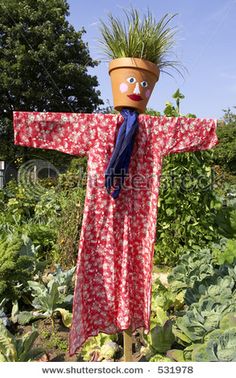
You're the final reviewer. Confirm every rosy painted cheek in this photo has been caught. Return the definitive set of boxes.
[119,82,128,93]
[145,89,151,98]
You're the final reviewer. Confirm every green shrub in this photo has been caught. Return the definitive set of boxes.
[0,157,87,268]
[53,159,86,267]
[21,223,57,264]
[213,120,236,175]
[155,139,221,267]
[0,237,36,302]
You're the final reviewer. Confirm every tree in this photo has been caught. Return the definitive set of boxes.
[0,0,103,165]
[0,0,103,118]
[222,107,236,125]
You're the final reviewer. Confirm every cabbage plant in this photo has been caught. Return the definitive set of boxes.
[0,323,43,362]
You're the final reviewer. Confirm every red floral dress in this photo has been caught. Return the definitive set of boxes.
[13,112,219,356]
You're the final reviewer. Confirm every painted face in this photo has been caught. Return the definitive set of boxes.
[119,75,152,102]
[109,64,159,113]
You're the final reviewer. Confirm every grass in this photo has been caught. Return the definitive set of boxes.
[99,8,183,76]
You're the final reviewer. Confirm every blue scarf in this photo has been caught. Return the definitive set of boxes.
[105,108,139,199]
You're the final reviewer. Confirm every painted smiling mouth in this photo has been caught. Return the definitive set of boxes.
[127,94,143,101]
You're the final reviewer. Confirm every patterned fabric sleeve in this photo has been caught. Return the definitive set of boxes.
[160,117,219,156]
[13,111,99,156]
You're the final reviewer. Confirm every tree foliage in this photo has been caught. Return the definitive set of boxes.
[0,0,102,118]
[213,109,236,175]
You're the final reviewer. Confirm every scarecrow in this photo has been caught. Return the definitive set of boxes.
[13,10,219,357]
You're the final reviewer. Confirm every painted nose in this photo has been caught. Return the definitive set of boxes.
[133,82,140,95]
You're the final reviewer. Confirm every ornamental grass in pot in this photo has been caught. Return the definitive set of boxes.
[99,9,182,113]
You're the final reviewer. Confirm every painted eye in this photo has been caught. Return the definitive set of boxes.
[127,77,136,84]
[140,81,148,88]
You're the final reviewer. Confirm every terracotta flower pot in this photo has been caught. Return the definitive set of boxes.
[109,57,160,113]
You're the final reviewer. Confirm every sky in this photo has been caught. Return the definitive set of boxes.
[67,0,236,119]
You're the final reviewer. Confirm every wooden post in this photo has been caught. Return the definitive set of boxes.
[123,328,133,362]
